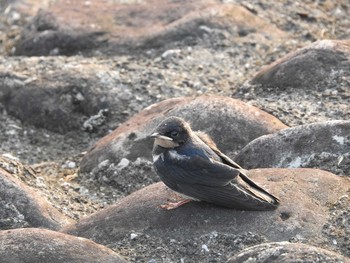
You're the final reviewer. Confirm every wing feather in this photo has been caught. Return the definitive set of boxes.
[162,154,240,187]
[177,183,277,210]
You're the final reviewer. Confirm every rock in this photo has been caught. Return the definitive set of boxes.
[11,1,286,56]
[78,158,157,204]
[0,60,123,133]
[0,160,72,230]
[79,95,287,174]
[235,120,350,175]
[227,242,350,263]
[252,39,350,92]
[62,168,350,261]
[235,39,350,127]
[323,194,350,258]
[0,228,127,263]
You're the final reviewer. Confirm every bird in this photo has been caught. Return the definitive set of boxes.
[150,116,280,210]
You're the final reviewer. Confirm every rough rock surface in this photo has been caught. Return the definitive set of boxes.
[1,0,350,262]
[236,39,350,126]
[235,120,350,175]
[79,95,287,174]
[0,57,136,133]
[0,228,126,263]
[227,242,350,263]
[62,168,350,262]
[323,194,350,258]
[0,157,72,230]
[11,1,286,56]
[252,40,350,91]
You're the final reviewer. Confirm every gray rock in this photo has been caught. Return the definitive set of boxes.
[227,242,350,263]
[235,40,350,127]
[0,228,127,263]
[323,194,350,258]
[235,120,350,175]
[79,95,287,174]
[62,168,349,261]
[14,9,104,56]
[0,59,128,133]
[252,39,350,92]
[0,162,72,230]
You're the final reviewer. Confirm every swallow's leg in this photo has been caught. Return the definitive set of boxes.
[160,199,191,210]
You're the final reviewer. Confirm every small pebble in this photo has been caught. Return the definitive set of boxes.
[201,244,209,253]
[130,233,138,240]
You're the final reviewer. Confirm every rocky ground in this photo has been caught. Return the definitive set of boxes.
[0,0,350,262]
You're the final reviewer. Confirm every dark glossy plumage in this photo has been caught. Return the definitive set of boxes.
[151,116,280,210]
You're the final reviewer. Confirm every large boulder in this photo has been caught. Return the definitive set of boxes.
[235,39,350,126]
[62,168,350,262]
[10,1,285,56]
[0,59,129,133]
[79,95,287,175]
[0,160,72,230]
[252,39,350,91]
[235,120,350,175]
[0,228,127,263]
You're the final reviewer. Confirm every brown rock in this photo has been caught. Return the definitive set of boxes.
[79,95,287,174]
[62,168,350,257]
[11,1,286,56]
[0,165,72,230]
[0,228,127,263]
[0,58,127,133]
[252,39,350,91]
[227,242,350,263]
[235,39,350,128]
[235,120,350,175]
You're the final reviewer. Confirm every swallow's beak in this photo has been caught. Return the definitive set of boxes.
[150,132,179,148]
[150,132,173,141]
[150,132,159,138]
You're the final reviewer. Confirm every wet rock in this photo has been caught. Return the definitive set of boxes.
[62,168,350,261]
[227,242,350,263]
[11,1,286,56]
[235,120,350,175]
[0,228,127,263]
[79,95,287,174]
[0,159,72,230]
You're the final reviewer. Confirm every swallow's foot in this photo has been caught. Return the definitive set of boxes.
[160,199,191,210]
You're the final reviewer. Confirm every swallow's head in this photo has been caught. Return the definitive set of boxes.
[150,117,192,148]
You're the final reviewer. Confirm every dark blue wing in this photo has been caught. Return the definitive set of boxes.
[156,152,240,187]
[177,182,278,210]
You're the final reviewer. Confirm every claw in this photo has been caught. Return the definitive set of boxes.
[160,199,191,210]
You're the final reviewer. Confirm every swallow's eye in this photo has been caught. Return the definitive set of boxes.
[170,130,178,138]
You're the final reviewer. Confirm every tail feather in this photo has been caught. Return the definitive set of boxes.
[237,169,280,207]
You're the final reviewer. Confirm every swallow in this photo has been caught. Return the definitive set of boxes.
[150,116,280,210]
